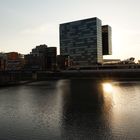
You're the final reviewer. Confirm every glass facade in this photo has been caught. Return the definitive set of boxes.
[60,17,111,66]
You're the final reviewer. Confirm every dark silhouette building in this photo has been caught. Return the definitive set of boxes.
[24,44,48,70]
[57,55,69,70]
[24,44,57,71]
[47,47,57,70]
[102,25,112,55]
[0,53,6,71]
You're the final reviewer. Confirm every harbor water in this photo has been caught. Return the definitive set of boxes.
[0,79,140,140]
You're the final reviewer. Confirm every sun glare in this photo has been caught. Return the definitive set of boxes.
[103,83,113,93]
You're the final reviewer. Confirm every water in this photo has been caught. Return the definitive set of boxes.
[0,80,140,140]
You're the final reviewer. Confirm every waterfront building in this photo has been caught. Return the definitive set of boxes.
[47,47,57,70]
[24,45,47,71]
[60,17,112,67]
[57,55,69,70]
[24,45,57,71]
[31,44,48,56]
[102,25,112,55]
[24,44,48,70]
[0,53,6,71]
[6,52,24,70]
[24,54,42,70]
[103,59,120,64]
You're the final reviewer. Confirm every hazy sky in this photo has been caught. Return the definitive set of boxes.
[0,0,140,60]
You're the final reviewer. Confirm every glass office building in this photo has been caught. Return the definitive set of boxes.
[60,17,112,66]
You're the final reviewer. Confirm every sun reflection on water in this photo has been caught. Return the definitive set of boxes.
[102,83,113,93]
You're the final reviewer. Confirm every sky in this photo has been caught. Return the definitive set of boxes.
[0,0,140,60]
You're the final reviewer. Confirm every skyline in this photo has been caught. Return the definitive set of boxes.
[0,0,140,60]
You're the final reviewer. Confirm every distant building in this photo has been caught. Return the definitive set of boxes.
[103,59,120,64]
[0,53,6,71]
[24,44,57,71]
[24,44,47,70]
[7,52,19,60]
[120,57,135,64]
[5,52,24,70]
[60,17,112,67]
[32,44,48,55]
[24,54,42,70]
[47,47,57,70]
[57,55,69,70]
[102,25,112,55]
